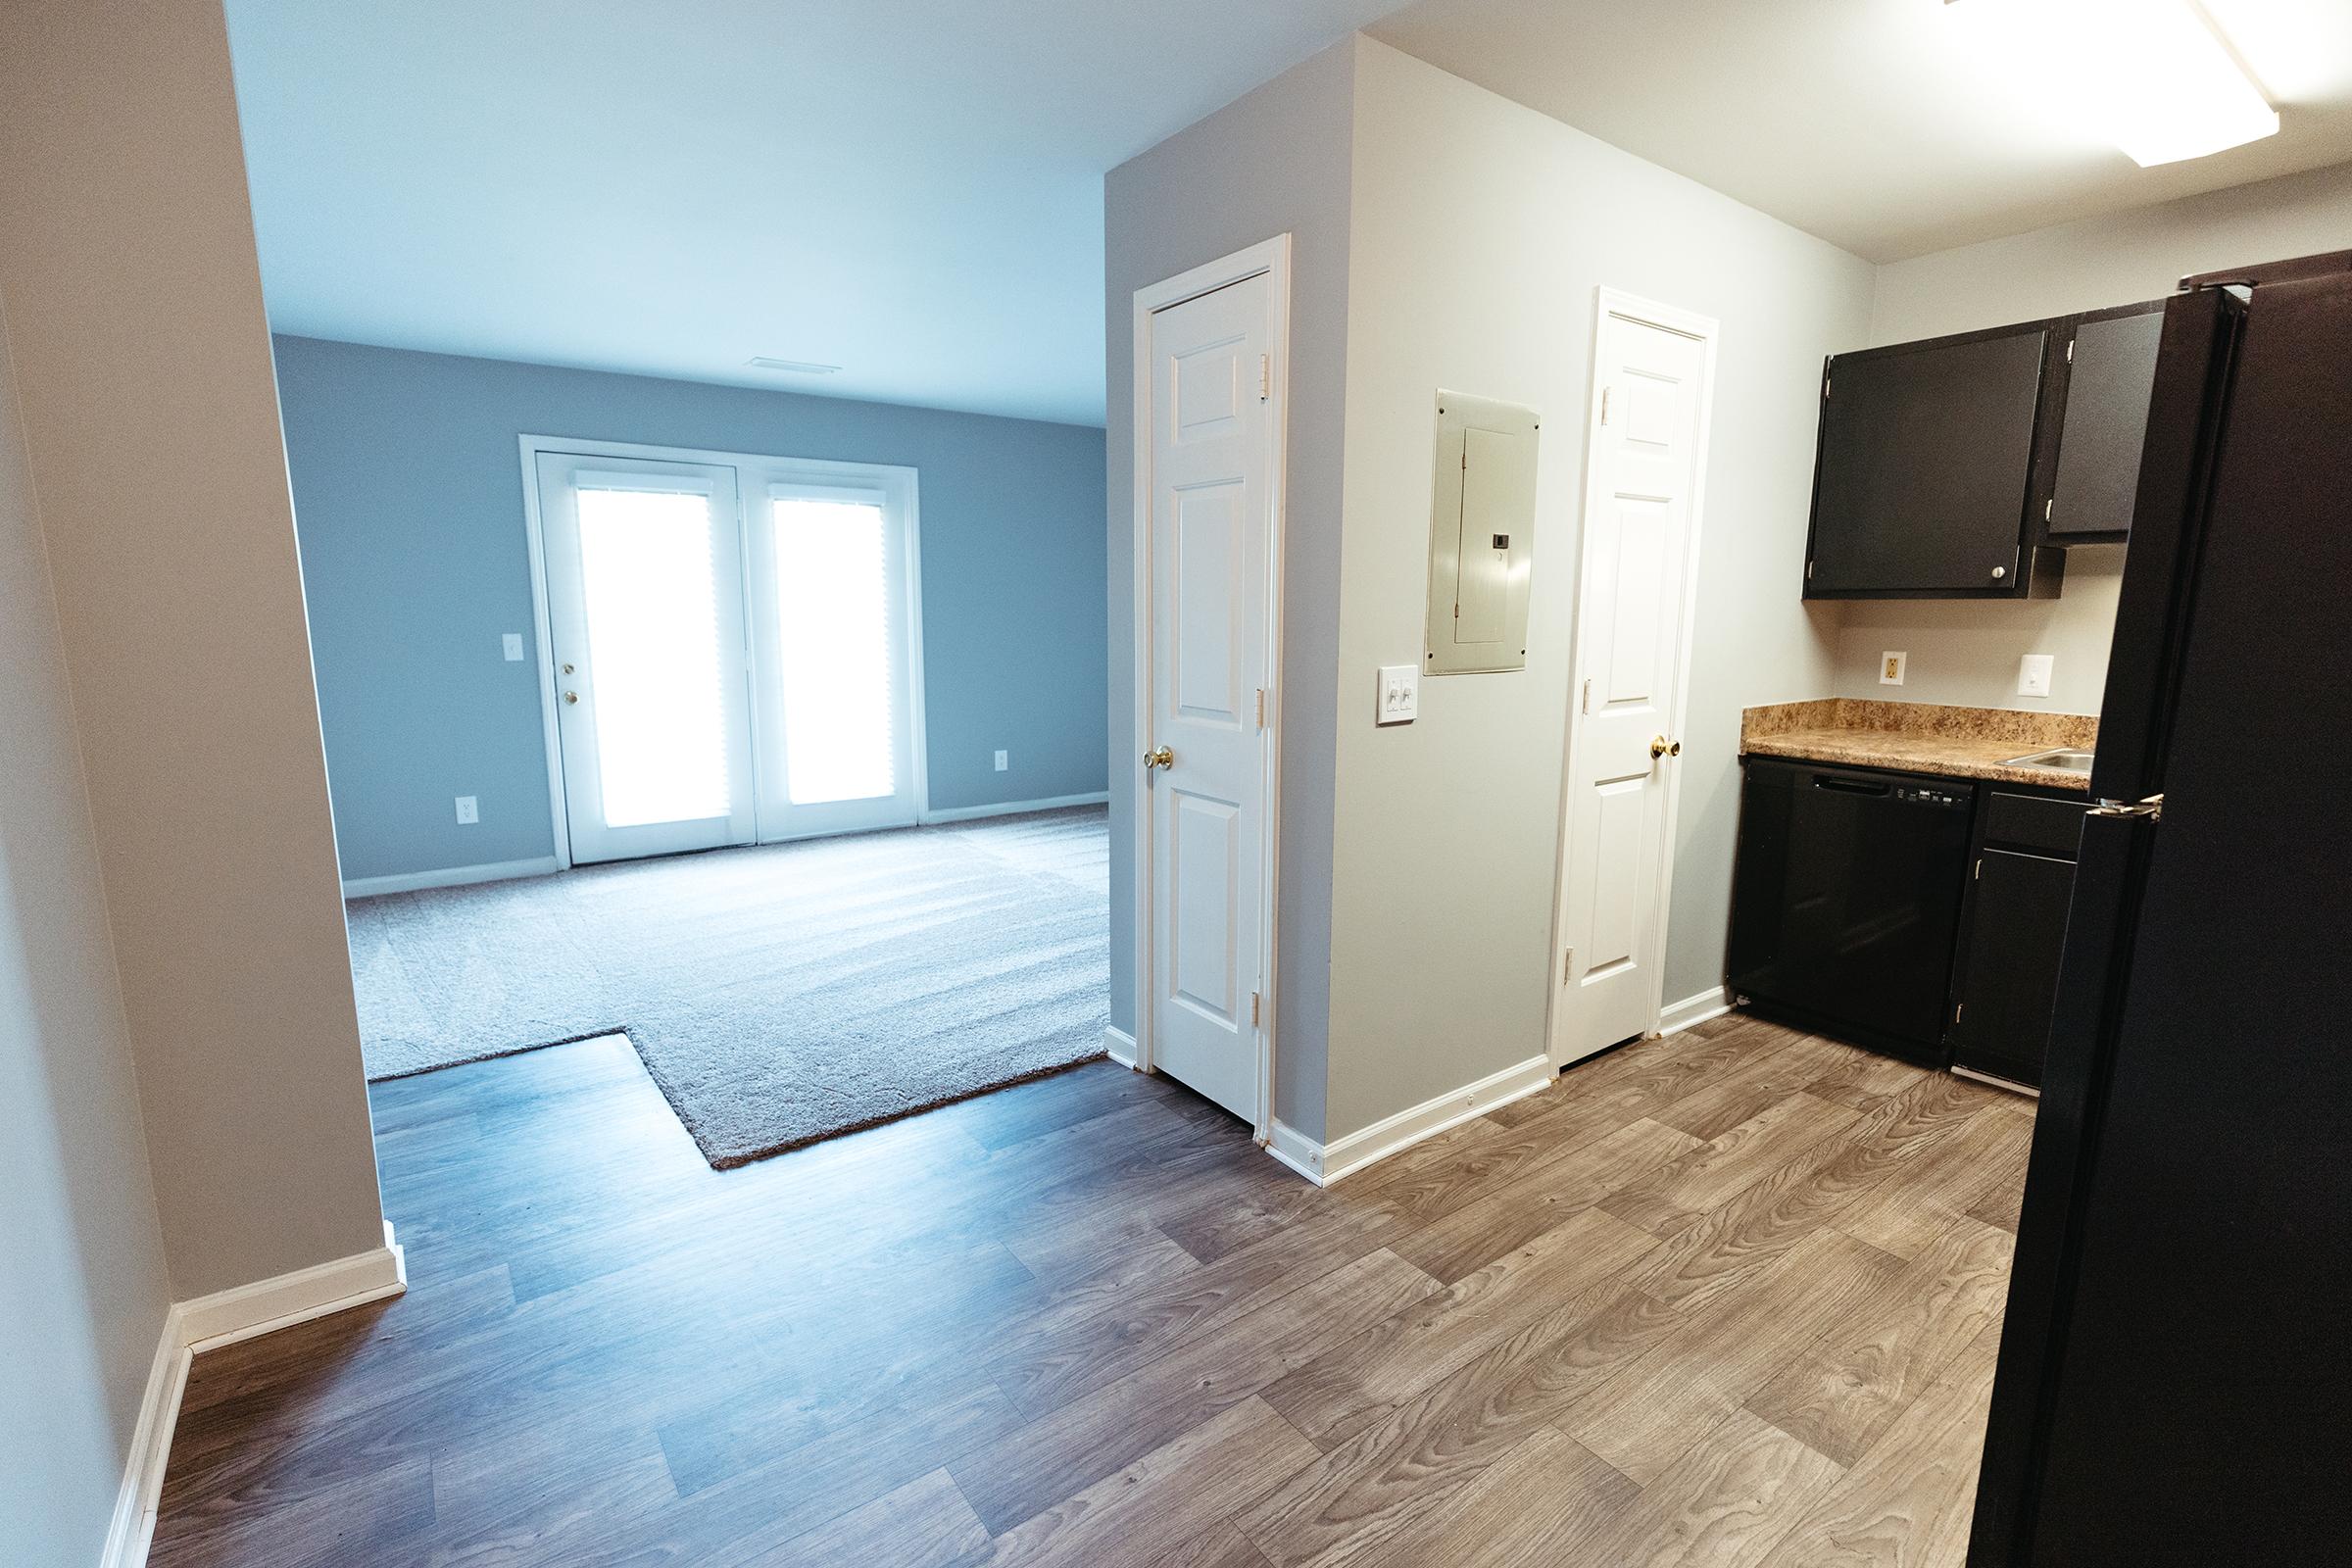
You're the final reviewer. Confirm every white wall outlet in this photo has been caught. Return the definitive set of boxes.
[454,795,479,824]
[2018,653,2055,699]
[1376,663,1419,725]
[502,632,525,662]
[1880,651,1908,686]
[993,749,1008,771]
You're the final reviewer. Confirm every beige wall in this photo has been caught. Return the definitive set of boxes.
[0,276,175,1568]
[0,0,385,1297]
[1839,160,2352,717]
[1320,39,1872,1137]
[1104,40,1357,1139]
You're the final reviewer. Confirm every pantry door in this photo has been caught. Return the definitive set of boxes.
[535,452,758,864]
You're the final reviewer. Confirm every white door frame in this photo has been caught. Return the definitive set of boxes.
[518,433,930,869]
[1545,287,1720,1068]
[1128,235,1291,1141]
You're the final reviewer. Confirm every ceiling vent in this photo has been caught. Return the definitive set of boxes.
[746,356,841,375]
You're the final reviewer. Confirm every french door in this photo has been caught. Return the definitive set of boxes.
[534,446,922,865]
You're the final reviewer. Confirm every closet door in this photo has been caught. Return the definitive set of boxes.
[536,452,756,862]
[744,471,923,840]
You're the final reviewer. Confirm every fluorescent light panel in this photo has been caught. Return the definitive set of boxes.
[1947,0,2278,167]
[747,356,841,375]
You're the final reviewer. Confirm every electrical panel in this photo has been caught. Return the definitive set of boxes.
[1426,390,1538,674]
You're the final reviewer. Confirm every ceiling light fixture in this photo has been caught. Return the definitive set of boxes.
[1945,0,2278,167]
[747,356,842,375]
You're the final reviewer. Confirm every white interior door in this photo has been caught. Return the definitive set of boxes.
[1553,296,1716,1065]
[1144,270,1274,1125]
[536,452,756,863]
[745,472,922,840]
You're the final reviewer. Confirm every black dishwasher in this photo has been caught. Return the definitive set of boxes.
[1727,759,1976,1063]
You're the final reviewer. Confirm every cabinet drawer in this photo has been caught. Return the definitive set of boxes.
[1982,790,2088,859]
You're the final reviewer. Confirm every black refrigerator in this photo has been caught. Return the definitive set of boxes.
[1968,252,2352,1564]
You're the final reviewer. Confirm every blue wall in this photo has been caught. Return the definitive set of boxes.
[272,336,1108,881]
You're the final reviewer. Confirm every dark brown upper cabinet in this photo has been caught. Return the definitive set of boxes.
[1802,297,2165,600]
[2040,300,2167,545]
[1805,321,2062,599]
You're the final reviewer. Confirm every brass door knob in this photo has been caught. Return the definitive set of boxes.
[1650,736,1683,760]
[1143,745,1174,771]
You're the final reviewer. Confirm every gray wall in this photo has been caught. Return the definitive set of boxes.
[1841,159,2352,716]
[0,0,388,1298]
[1322,39,1871,1138]
[273,336,1110,882]
[0,274,174,1568]
[1104,40,1357,1140]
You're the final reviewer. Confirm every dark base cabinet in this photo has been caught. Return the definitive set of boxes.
[1945,788,2091,1087]
[1729,760,2088,1089]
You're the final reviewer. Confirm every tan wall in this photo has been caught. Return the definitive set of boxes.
[0,273,176,1568]
[0,0,385,1297]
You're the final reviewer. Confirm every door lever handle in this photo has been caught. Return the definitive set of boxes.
[1143,745,1174,771]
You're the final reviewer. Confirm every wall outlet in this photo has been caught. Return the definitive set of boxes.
[993,749,1008,772]
[454,795,479,824]
[502,632,525,662]
[2018,653,2055,699]
[1376,664,1419,725]
[1880,651,1907,686]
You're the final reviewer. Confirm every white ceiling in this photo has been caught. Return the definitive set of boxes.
[1370,0,2352,263]
[222,0,1405,426]
[227,3,2352,429]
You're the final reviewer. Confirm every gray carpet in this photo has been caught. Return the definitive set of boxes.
[345,806,1108,1167]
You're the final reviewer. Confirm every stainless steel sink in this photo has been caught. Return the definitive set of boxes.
[2004,747,2095,772]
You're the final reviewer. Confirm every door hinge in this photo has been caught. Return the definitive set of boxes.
[1823,375,1832,399]
[1258,355,1269,402]
[1974,858,1982,880]
[2066,338,2076,364]
[1600,386,1612,425]
[2045,498,2054,522]
[1254,687,1266,729]
[1806,561,1816,580]
[1250,991,1261,1026]
[2090,793,2165,822]
[1562,947,1575,985]
[1955,1002,1965,1023]
[1581,678,1592,716]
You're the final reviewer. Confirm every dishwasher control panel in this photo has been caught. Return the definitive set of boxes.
[1894,783,1972,809]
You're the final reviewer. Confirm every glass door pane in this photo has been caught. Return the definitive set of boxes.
[537,454,756,863]
[748,472,921,839]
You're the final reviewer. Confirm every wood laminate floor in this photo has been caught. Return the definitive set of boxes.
[150,1013,2036,1568]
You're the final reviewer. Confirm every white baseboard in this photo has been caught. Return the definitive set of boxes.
[176,1223,407,1352]
[1103,1024,1138,1069]
[1266,1053,1554,1187]
[920,790,1109,825]
[100,1320,190,1568]
[343,856,563,899]
[104,1224,405,1567]
[1659,985,1733,1036]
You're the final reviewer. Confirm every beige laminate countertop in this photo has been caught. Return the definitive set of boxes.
[1740,699,2098,793]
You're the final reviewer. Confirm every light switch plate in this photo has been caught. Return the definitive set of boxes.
[1377,664,1419,725]
[2018,653,2054,699]
[1880,651,1907,686]
[502,633,525,662]
[455,795,479,824]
